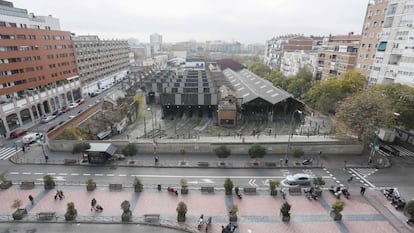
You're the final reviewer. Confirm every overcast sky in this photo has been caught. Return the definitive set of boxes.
[12,0,368,44]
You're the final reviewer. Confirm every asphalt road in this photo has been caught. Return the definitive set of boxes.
[0,222,185,233]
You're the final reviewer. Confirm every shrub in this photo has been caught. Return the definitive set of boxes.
[214,145,231,158]
[223,178,234,195]
[280,202,291,217]
[72,142,91,154]
[248,144,266,159]
[332,200,345,215]
[293,148,304,158]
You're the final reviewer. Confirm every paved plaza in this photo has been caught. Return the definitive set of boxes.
[0,184,412,233]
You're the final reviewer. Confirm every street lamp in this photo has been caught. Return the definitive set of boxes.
[147,107,155,139]
[284,109,303,165]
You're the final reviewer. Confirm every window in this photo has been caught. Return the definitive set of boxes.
[378,42,387,51]
[16,34,26,39]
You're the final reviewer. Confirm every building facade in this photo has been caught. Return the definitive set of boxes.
[317,33,360,80]
[264,35,313,69]
[280,51,318,77]
[150,33,162,54]
[365,0,414,86]
[0,0,80,136]
[72,35,130,94]
[356,0,388,80]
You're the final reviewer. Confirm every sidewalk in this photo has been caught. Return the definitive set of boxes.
[0,184,411,233]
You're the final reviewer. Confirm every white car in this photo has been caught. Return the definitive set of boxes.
[68,102,79,109]
[22,132,43,144]
[40,115,56,123]
[285,173,311,185]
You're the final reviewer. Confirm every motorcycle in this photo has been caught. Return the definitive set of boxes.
[341,189,350,199]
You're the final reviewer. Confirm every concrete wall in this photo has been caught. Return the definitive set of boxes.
[48,138,363,155]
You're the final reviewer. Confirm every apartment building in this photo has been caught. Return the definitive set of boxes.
[0,0,80,136]
[366,0,414,86]
[264,35,313,69]
[72,35,130,94]
[150,33,162,54]
[316,33,360,80]
[280,51,318,77]
[356,0,388,80]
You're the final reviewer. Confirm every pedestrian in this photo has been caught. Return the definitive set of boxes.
[155,156,159,163]
[28,195,34,205]
[360,186,366,196]
[91,198,97,211]
[347,176,353,183]
[59,190,64,199]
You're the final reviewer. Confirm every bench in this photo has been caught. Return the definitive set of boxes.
[109,183,122,191]
[36,212,55,220]
[63,159,77,164]
[289,186,302,195]
[144,214,160,222]
[243,187,257,195]
[264,162,276,167]
[198,162,209,167]
[20,181,35,189]
[201,186,214,194]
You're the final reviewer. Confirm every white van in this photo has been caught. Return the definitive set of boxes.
[22,132,43,144]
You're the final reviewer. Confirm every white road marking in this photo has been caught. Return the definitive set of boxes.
[83,174,91,176]
[10,172,19,175]
[58,173,67,175]
[349,168,376,189]
[95,174,103,176]
[106,174,114,177]
[47,173,56,175]
[22,172,31,175]
[118,174,127,177]
[34,172,43,175]
[71,173,79,176]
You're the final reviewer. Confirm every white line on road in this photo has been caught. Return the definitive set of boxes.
[127,174,332,179]
[9,172,19,175]
[106,174,114,177]
[58,173,67,175]
[22,172,31,175]
[83,174,91,176]
[349,168,376,189]
[118,174,127,177]
[47,173,56,175]
[34,172,43,175]
[95,174,103,176]
[71,173,79,176]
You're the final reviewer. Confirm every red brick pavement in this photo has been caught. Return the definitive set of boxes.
[0,189,41,212]
[324,193,379,215]
[344,221,399,233]
[238,222,341,233]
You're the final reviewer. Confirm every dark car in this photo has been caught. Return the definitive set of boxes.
[52,110,63,116]
[379,145,400,156]
[47,125,58,132]
[302,159,313,165]
[10,128,27,138]
[58,121,65,125]
[61,106,70,113]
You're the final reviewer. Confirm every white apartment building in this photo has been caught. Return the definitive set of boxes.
[362,0,414,87]
[72,35,130,95]
[150,33,162,54]
[280,51,318,77]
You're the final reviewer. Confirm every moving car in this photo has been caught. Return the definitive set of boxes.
[68,102,79,109]
[47,125,58,132]
[40,115,56,123]
[22,132,43,144]
[285,173,311,185]
[302,159,313,165]
[52,110,63,116]
[10,128,27,138]
[76,98,85,105]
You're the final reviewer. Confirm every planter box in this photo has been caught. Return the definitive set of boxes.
[134,186,143,192]
[270,190,278,196]
[44,182,55,190]
[177,215,186,222]
[122,211,132,222]
[86,183,96,191]
[229,215,237,222]
[12,208,27,220]
[0,180,12,189]
[64,212,77,221]
[330,211,342,221]
[281,215,290,222]
[181,188,189,195]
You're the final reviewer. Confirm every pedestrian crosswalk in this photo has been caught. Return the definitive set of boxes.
[392,145,414,157]
[0,147,22,160]
[350,168,379,178]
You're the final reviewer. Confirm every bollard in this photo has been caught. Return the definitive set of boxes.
[157,184,161,191]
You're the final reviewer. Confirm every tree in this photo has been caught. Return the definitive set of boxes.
[176,201,188,222]
[59,126,87,140]
[122,144,137,156]
[248,62,271,77]
[404,200,414,221]
[373,83,414,129]
[336,88,395,141]
[72,142,91,154]
[223,178,234,195]
[286,67,313,98]
[248,144,266,159]
[214,145,231,158]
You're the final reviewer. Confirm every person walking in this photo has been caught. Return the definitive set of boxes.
[59,190,64,199]
[28,195,34,205]
[360,186,366,196]
[91,198,97,211]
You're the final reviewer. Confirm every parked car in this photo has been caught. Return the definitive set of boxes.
[47,125,58,132]
[58,120,65,125]
[40,115,56,123]
[61,106,70,113]
[10,128,27,138]
[52,110,63,116]
[68,102,79,109]
[302,159,313,165]
[76,98,85,105]
[379,144,400,156]
[285,173,311,185]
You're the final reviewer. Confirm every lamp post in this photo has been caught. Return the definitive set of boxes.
[284,109,303,165]
[147,107,155,139]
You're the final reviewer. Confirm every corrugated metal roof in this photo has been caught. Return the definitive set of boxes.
[87,143,117,155]
[223,68,293,105]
